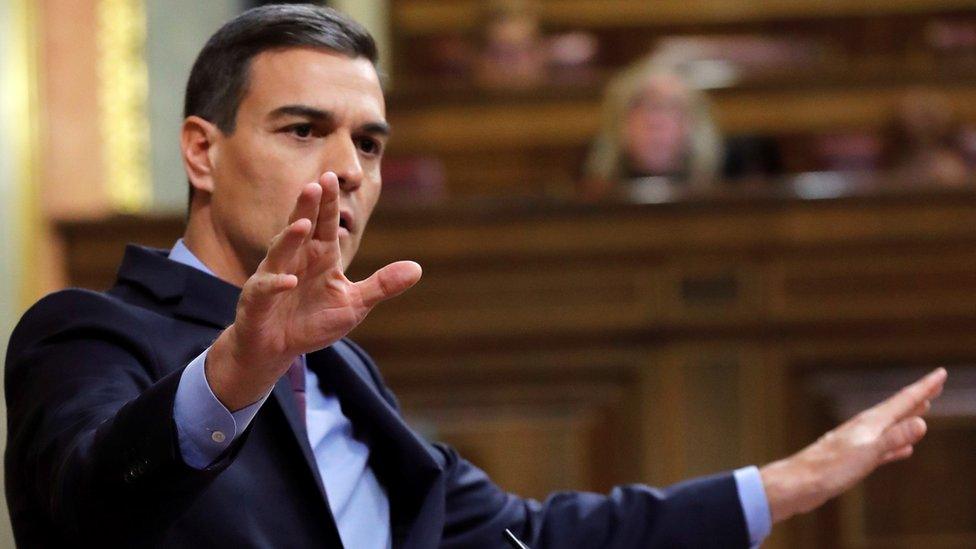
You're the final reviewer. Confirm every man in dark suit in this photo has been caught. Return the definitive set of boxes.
[5,5,946,548]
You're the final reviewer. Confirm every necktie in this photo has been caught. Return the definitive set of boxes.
[286,357,306,423]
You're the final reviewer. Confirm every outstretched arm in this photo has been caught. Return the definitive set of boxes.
[433,369,946,548]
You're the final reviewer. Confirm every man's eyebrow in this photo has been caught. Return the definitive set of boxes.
[267,105,334,122]
[358,121,391,137]
[267,104,390,136]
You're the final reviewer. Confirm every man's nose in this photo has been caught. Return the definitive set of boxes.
[324,132,363,192]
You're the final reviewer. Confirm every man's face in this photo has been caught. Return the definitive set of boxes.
[207,47,388,273]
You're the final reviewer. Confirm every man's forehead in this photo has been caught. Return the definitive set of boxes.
[244,47,384,113]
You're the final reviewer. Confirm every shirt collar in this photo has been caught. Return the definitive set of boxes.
[168,238,215,277]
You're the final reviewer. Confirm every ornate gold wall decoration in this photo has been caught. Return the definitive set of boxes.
[3,0,42,307]
[96,0,151,212]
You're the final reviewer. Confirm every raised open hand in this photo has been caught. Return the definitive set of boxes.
[760,367,947,523]
[208,172,422,410]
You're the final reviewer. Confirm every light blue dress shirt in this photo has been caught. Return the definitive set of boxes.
[168,239,770,547]
[169,240,392,549]
[734,466,772,547]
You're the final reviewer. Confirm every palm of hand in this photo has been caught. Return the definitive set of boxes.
[275,246,366,355]
[230,173,421,377]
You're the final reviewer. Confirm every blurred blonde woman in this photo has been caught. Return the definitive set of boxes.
[581,57,723,200]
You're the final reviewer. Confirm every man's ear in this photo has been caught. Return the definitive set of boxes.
[181,115,220,195]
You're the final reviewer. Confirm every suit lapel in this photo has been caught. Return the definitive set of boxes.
[271,378,332,507]
[309,346,444,549]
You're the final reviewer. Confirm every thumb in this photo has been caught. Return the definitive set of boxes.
[878,416,927,456]
[356,261,422,310]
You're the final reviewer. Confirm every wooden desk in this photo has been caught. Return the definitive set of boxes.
[59,181,976,548]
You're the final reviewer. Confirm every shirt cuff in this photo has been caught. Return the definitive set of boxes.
[173,348,270,469]
[733,466,772,548]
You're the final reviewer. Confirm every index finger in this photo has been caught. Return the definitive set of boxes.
[868,367,947,425]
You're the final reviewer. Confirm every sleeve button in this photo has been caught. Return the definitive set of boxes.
[211,431,226,443]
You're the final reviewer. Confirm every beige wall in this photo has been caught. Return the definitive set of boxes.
[0,0,18,540]
[332,0,392,80]
[40,0,109,220]
[146,0,238,213]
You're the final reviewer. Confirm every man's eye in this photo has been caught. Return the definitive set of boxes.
[289,124,313,138]
[357,137,381,155]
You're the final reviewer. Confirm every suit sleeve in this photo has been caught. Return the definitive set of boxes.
[339,338,750,548]
[4,290,248,544]
[432,443,750,548]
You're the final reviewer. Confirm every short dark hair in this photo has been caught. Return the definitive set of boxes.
[182,4,377,210]
[184,4,378,133]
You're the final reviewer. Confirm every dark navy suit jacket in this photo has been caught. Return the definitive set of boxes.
[5,245,749,548]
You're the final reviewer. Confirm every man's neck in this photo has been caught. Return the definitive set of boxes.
[183,211,250,287]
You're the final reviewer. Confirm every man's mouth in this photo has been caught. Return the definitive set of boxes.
[338,211,354,234]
